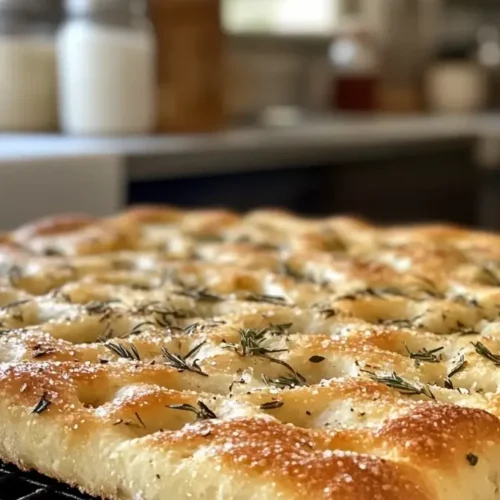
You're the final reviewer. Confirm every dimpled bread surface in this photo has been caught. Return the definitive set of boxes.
[1,206,500,499]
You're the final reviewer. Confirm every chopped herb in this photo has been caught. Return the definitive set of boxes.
[105,342,141,361]
[183,321,226,335]
[32,346,55,359]
[455,327,478,336]
[245,293,289,306]
[223,327,306,383]
[309,355,326,364]
[135,412,146,429]
[444,377,454,390]
[126,321,156,337]
[8,265,23,286]
[262,361,307,388]
[480,265,500,286]
[320,308,337,318]
[97,323,114,343]
[85,301,119,315]
[162,341,208,377]
[466,453,479,466]
[262,373,305,389]
[472,342,500,366]
[405,345,444,364]
[279,262,304,280]
[177,287,223,302]
[167,401,217,420]
[452,295,481,308]
[31,393,51,414]
[223,328,288,358]
[260,401,284,410]
[269,323,293,335]
[0,299,31,311]
[362,370,435,399]
[448,352,467,378]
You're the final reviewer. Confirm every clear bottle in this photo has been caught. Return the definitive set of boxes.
[58,0,157,135]
[329,20,380,112]
[0,0,59,131]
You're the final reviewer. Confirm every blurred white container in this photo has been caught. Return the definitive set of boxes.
[58,0,156,136]
[0,0,59,131]
[426,45,488,114]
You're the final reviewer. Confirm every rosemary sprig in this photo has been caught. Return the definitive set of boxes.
[31,393,51,414]
[167,401,217,420]
[224,327,305,383]
[260,401,284,410]
[262,371,306,389]
[97,323,114,343]
[183,321,226,336]
[85,300,119,315]
[162,341,208,377]
[268,323,293,335]
[0,299,31,311]
[320,308,337,318]
[223,327,288,358]
[125,321,156,337]
[448,352,467,378]
[479,265,500,286]
[177,287,223,302]
[405,345,444,364]
[105,342,141,361]
[362,370,435,399]
[279,261,304,280]
[8,265,23,286]
[262,357,307,388]
[472,341,500,366]
[245,293,289,305]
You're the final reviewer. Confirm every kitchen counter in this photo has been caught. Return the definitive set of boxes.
[0,114,484,181]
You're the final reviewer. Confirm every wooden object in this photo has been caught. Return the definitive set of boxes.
[148,0,226,132]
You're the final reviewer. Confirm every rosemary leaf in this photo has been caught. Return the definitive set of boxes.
[105,342,141,361]
[448,352,467,378]
[31,393,51,414]
[162,341,208,377]
[167,401,217,420]
[260,401,284,410]
[472,341,500,366]
[405,345,444,364]
[362,370,435,399]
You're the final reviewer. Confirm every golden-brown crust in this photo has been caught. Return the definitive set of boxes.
[4,207,500,498]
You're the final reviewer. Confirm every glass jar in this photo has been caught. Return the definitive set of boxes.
[0,0,59,131]
[329,21,380,112]
[58,0,157,135]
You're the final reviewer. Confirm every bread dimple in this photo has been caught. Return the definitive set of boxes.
[4,206,500,498]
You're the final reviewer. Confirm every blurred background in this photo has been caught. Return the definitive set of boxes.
[2,0,500,229]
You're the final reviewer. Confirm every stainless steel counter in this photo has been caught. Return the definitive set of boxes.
[0,115,482,181]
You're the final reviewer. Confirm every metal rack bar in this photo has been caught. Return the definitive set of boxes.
[0,462,94,500]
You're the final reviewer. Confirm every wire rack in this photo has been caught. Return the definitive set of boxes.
[0,461,96,500]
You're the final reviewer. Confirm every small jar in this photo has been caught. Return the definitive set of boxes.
[425,44,488,114]
[0,0,59,131]
[58,0,157,135]
[329,21,380,112]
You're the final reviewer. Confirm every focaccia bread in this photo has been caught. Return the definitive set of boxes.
[2,206,500,499]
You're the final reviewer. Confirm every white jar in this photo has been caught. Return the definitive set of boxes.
[426,60,488,114]
[58,0,156,135]
[0,0,59,132]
